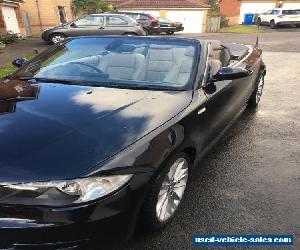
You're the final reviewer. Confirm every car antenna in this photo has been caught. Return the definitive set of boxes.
[255,20,260,48]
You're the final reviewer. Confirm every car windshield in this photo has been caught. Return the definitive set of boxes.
[11,37,199,90]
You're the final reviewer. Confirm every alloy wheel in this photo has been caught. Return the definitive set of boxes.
[51,34,65,44]
[156,158,189,222]
[256,75,265,104]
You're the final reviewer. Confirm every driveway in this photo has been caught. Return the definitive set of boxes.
[1,32,299,250]
[0,38,48,67]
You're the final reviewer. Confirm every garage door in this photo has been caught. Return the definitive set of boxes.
[239,2,275,24]
[166,11,203,33]
[1,6,20,34]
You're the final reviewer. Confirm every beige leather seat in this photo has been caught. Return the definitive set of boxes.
[164,46,195,86]
[209,40,222,76]
[98,52,145,80]
[135,45,178,82]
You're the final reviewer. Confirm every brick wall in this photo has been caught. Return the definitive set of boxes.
[21,0,74,37]
[0,7,5,29]
[15,6,24,28]
[220,0,241,17]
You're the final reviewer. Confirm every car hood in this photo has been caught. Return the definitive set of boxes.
[0,82,192,183]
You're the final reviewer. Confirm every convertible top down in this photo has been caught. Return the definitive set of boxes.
[0,37,266,248]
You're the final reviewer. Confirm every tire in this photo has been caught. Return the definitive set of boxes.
[270,20,276,29]
[49,33,66,44]
[247,73,265,108]
[123,32,138,36]
[166,31,175,35]
[140,152,190,231]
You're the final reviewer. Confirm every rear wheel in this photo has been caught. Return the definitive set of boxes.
[49,33,66,44]
[123,32,138,36]
[140,152,190,231]
[248,74,265,108]
[166,31,175,35]
[270,20,276,29]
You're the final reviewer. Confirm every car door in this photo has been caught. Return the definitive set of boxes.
[198,52,254,146]
[104,16,132,35]
[65,15,106,37]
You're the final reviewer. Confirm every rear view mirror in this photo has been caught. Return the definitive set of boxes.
[211,67,252,82]
[12,58,28,68]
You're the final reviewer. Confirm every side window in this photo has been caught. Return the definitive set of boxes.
[138,14,150,20]
[106,16,128,25]
[126,13,138,19]
[75,16,104,26]
[271,10,280,15]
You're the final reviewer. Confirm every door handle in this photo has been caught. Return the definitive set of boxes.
[198,107,206,115]
[99,27,105,30]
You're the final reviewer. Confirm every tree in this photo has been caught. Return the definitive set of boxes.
[72,0,114,16]
[206,0,220,15]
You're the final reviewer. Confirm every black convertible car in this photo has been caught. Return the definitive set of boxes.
[0,37,266,248]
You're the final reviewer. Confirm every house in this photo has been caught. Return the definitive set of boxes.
[20,0,73,37]
[109,0,210,33]
[0,0,24,35]
[220,0,300,25]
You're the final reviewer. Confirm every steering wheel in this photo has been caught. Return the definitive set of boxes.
[67,61,105,74]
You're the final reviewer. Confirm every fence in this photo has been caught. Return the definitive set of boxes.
[206,16,221,33]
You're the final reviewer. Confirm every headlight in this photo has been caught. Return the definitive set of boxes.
[0,175,132,207]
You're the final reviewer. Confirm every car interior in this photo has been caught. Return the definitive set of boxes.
[208,40,231,76]
[37,42,197,87]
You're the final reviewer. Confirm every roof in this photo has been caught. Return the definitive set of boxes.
[108,0,210,9]
[0,0,23,3]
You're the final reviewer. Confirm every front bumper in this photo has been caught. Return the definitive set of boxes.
[0,173,152,249]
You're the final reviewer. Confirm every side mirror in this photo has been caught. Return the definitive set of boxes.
[12,58,28,68]
[70,22,77,27]
[211,67,252,82]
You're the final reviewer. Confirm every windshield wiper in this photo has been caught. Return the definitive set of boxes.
[26,77,79,85]
[17,77,184,91]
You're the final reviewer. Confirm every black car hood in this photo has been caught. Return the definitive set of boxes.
[0,83,192,183]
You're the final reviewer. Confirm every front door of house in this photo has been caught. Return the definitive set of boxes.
[2,6,20,34]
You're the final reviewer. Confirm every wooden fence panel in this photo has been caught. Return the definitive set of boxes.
[206,16,221,33]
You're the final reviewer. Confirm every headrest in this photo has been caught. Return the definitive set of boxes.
[209,40,222,50]
[115,44,136,53]
[149,45,173,50]
[185,46,195,57]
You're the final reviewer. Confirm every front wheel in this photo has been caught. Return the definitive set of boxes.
[140,152,190,231]
[247,74,265,108]
[270,20,276,29]
[49,33,66,44]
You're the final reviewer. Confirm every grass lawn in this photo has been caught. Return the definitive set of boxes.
[218,24,264,33]
[0,53,35,78]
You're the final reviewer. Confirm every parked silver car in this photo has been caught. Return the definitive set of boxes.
[42,14,146,44]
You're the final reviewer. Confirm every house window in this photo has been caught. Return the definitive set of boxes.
[58,6,67,23]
